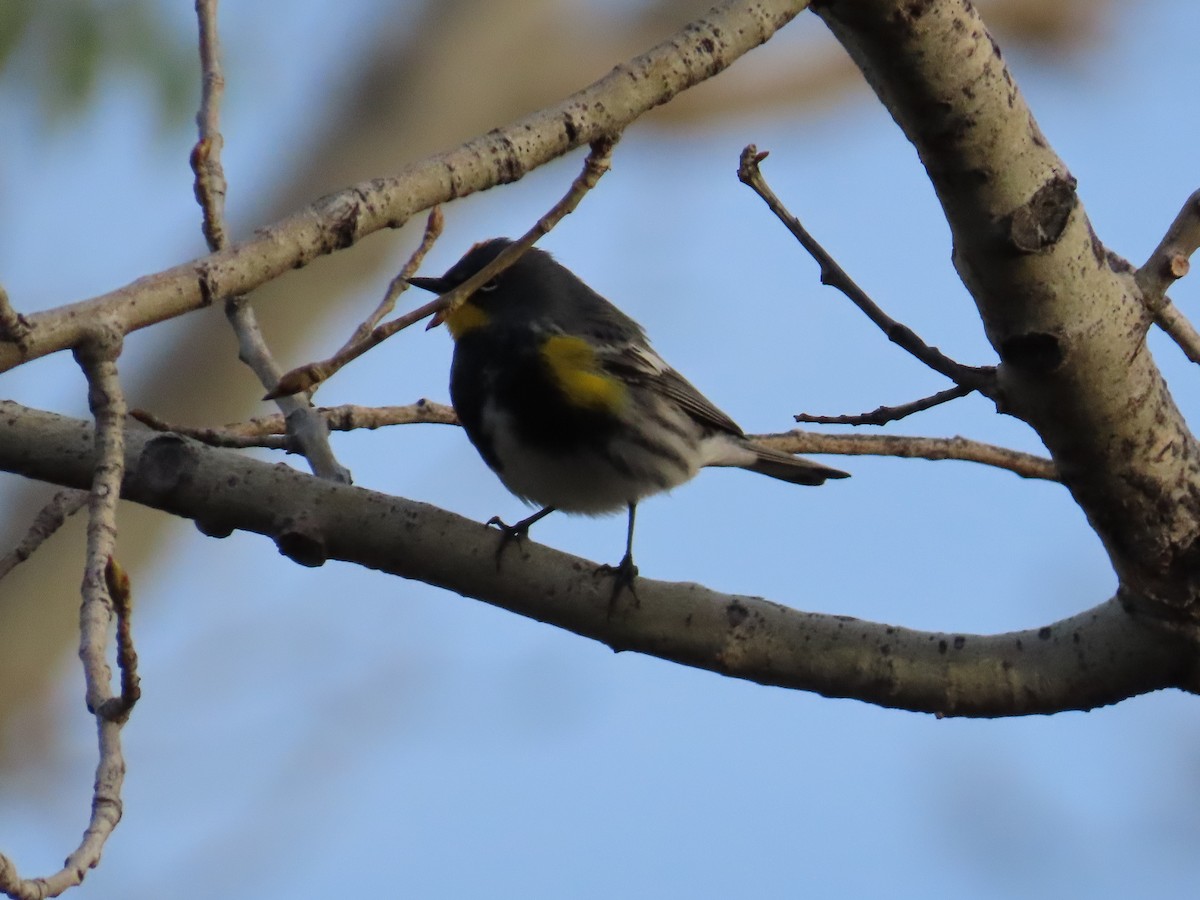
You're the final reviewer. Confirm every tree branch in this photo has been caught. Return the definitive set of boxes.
[795,385,974,426]
[751,430,1058,480]
[192,0,350,483]
[130,400,458,450]
[333,207,443,357]
[1134,189,1200,365]
[0,334,137,900]
[268,136,617,398]
[813,0,1200,621]
[0,400,1185,717]
[0,0,813,375]
[130,401,1052,481]
[737,144,996,395]
[1152,300,1200,366]
[1136,188,1200,309]
[0,489,88,581]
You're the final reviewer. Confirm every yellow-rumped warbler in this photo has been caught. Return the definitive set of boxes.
[410,238,849,593]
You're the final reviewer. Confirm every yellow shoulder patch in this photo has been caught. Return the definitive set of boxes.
[540,334,627,413]
[442,301,489,339]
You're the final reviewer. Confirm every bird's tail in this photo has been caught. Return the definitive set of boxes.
[741,441,850,486]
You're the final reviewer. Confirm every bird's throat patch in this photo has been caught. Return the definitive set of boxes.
[539,334,626,413]
[442,301,489,339]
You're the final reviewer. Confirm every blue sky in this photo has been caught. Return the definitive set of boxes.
[1,2,1198,897]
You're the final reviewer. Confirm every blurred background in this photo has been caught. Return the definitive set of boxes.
[1,0,1198,896]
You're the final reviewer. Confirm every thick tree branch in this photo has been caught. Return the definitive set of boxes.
[0,400,1187,717]
[814,0,1200,623]
[0,0,812,374]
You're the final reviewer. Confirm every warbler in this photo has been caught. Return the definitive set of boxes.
[410,238,849,595]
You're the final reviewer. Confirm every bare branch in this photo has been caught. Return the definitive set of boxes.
[1153,300,1200,366]
[133,399,1051,483]
[1136,189,1200,309]
[337,207,444,353]
[0,401,1181,717]
[74,327,127,715]
[268,136,618,398]
[1132,191,1200,365]
[796,385,973,426]
[0,489,88,581]
[191,0,228,252]
[0,333,136,900]
[813,0,1200,617]
[190,0,350,483]
[131,400,458,450]
[751,430,1058,481]
[737,145,996,394]
[131,409,288,450]
[0,0,813,375]
[316,401,459,431]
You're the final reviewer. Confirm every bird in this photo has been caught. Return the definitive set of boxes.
[409,238,849,599]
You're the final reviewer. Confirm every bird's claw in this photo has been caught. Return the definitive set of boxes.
[486,515,531,569]
[597,552,639,616]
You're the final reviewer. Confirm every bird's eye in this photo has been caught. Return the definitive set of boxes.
[478,279,499,292]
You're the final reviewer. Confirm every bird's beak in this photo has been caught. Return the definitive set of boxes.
[406,276,450,329]
[407,276,448,294]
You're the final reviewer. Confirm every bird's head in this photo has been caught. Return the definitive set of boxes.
[409,238,563,339]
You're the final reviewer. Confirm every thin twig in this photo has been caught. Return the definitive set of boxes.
[191,0,350,482]
[268,135,620,399]
[1133,189,1200,364]
[0,489,89,581]
[752,429,1058,481]
[1153,300,1200,366]
[0,326,134,900]
[191,0,227,251]
[737,144,995,395]
[132,408,289,450]
[74,326,128,713]
[0,2,811,377]
[1136,188,1200,310]
[337,207,444,355]
[796,385,972,426]
[131,400,458,449]
[133,394,1048,483]
[317,401,459,431]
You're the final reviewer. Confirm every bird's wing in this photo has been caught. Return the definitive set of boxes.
[597,341,744,437]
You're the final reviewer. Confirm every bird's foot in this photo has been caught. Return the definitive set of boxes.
[485,515,529,569]
[485,509,552,570]
[597,552,639,616]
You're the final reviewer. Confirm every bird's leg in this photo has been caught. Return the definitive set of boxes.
[597,502,639,614]
[486,506,556,569]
